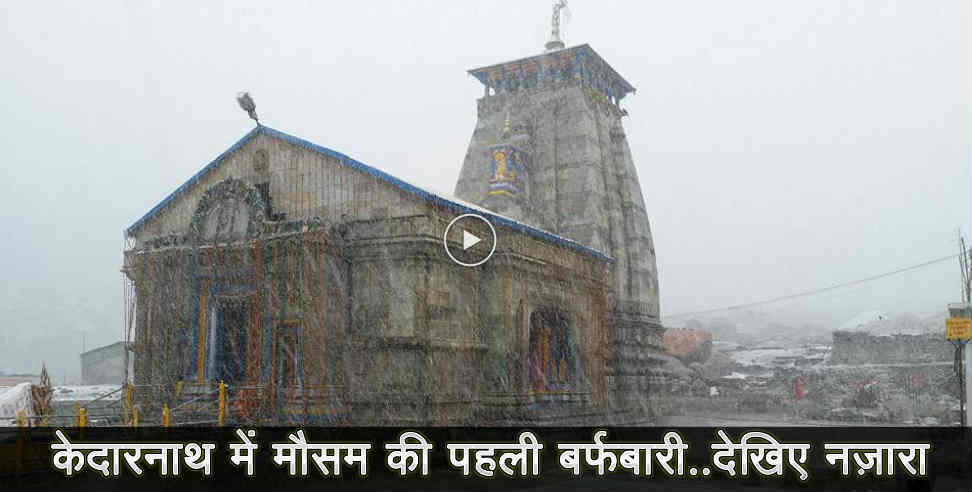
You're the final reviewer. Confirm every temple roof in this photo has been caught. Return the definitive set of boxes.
[468,44,636,97]
[125,125,613,263]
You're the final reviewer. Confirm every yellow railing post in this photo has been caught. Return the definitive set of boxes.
[162,404,170,427]
[79,407,87,428]
[218,380,226,426]
[16,411,24,474]
[132,407,139,427]
[123,383,132,425]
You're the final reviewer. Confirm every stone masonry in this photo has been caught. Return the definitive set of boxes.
[455,44,664,415]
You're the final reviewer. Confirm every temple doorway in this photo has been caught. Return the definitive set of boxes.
[208,298,249,382]
[528,308,571,394]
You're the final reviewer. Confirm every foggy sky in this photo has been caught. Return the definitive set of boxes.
[0,1,969,379]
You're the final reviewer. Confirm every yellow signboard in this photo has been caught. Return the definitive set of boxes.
[945,317,971,340]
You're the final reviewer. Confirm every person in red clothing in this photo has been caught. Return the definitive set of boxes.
[793,376,806,420]
[794,376,805,400]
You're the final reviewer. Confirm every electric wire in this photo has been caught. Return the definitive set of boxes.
[663,249,970,320]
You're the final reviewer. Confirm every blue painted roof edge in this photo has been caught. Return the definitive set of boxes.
[125,125,614,263]
[125,125,262,237]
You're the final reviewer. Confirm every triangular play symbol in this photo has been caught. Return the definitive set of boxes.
[462,230,482,250]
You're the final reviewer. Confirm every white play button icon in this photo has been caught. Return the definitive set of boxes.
[443,213,497,267]
[462,229,482,250]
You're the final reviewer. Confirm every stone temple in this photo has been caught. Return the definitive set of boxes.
[121,15,663,425]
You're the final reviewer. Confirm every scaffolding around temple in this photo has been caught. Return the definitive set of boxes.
[123,222,350,425]
[119,126,621,425]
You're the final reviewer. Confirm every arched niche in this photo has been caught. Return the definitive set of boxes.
[186,178,266,244]
[526,306,575,395]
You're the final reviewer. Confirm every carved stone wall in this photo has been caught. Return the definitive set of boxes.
[457,48,662,421]
[125,130,623,425]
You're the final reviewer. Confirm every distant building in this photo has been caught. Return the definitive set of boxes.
[81,342,127,385]
[829,331,951,365]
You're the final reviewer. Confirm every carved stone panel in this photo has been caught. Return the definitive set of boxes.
[187,178,266,244]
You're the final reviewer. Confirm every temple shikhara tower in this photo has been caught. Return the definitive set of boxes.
[455,5,663,414]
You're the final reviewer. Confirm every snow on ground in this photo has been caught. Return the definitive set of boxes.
[836,310,886,331]
[717,345,830,384]
[51,385,122,401]
[0,383,33,424]
[711,341,740,352]
[728,346,827,367]
[722,372,746,380]
[730,348,798,366]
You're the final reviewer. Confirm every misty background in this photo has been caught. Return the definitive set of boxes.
[0,1,968,382]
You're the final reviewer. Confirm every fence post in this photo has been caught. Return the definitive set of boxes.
[218,380,226,426]
[79,407,87,428]
[123,383,132,425]
[132,406,139,427]
[162,404,170,427]
[16,410,24,475]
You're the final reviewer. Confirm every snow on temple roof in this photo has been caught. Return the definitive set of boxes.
[125,125,614,263]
